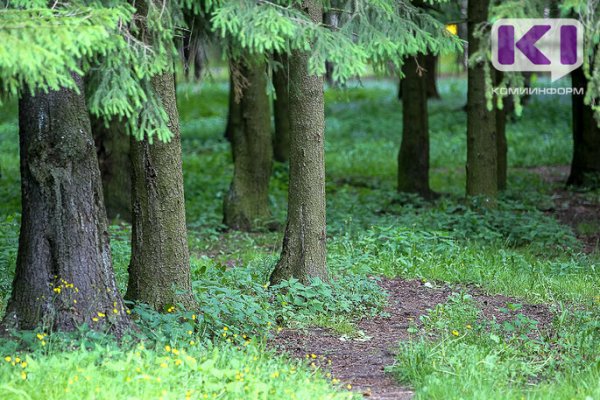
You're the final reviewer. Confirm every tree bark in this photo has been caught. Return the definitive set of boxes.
[567,67,600,188]
[397,53,439,100]
[126,70,195,311]
[2,75,131,334]
[495,71,508,192]
[223,59,273,231]
[223,73,240,143]
[270,0,327,285]
[466,0,497,198]
[273,53,291,163]
[398,54,433,198]
[424,54,440,99]
[92,117,131,221]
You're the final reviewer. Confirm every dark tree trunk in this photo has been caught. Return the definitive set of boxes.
[398,54,433,198]
[2,75,131,334]
[495,71,508,191]
[224,73,241,143]
[273,53,291,163]
[92,117,131,221]
[126,70,195,311]
[270,0,327,285]
[397,54,439,100]
[424,54,440,99]
[567,67,600,188]
[466,0,497,198]
[223,59,273,231]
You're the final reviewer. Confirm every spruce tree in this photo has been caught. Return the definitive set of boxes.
[466,0,497,198]
[223,58,273,231]
[3,75,132,334]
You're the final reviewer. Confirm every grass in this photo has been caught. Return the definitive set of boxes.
[386,293,600,399]
[0,75,598,399]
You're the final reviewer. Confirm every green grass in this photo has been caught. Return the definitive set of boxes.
[386,293,600,399]
[0,340,353,400]
[0,76,598,399]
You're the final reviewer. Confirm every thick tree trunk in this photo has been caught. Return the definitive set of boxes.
[92,117,131,221]
[466,0,497,198]
[126,70,195,311]
[424,54,440,99]
[2,75,131,334]
[273,53,291,163]
[398,54,433,198]
[495,71,508,191]
[270,0,327,285]
[223,59,273,230]
[567,67,600,187]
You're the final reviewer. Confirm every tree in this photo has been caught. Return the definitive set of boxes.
[223,58,273,230]
[567,67,600,188]
[397,54,435,198]
[495,71,508,192]
[92,116,132,221]
[466,0,497,198]
[424,53,440,99]
[273,53,291,163]
[269,0,327,284]
[126,67,195,311]
[2,75,131,334]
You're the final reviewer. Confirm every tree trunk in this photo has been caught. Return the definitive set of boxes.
[2,75,131,334]
[398,54,439,100]
[270,0,327,285]
[466,0,497,198]
[92,117,131,221]
[424,54,440,99]
[126,70,195,311]
[223,59,273,231]
[398,54,433,198]
[567,67,600,187]
[223,73,240,142]
[495,71,508,191]
[273,53,291,163]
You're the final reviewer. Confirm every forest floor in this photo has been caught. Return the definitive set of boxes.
[271,278,553,400]
[272,166,597,400]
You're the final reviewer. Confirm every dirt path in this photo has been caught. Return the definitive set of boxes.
[270,278,552,400]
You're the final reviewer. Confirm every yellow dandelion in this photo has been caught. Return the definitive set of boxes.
[4,356,11,362]
[452,330,459,336]
[466,325,472,329]
[21,362,27,368]
[36,333,44,340]
[160,363,168,368]
[165,345,171,352]
[97,312,106,318]
[347,384,352,390]
[21,371,27,380]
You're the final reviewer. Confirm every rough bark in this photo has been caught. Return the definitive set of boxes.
[126,70,195,311]
[398,54,434,198]
[273,53,291,163]
[2,75,131,334]
[567,67,600,188]
[495,71,508,191]
[466,0,497,198]
[270,0,327,285]
[223,59,273,231]
[92,117,131,221]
